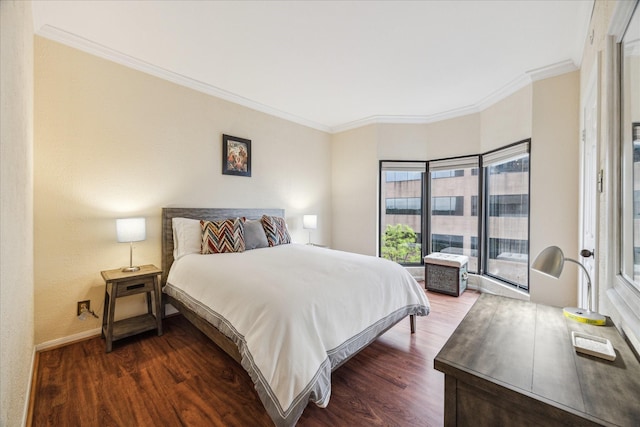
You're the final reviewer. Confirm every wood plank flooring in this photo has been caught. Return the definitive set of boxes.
[30,287,479,426]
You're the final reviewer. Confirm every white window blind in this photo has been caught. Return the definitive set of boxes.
[381,161,426,172]
[429,156,479,172]
[482,142,530,167]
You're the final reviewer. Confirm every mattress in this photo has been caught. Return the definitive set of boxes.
[164,243,430,426]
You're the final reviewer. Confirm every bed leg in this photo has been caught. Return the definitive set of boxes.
[410,314,416,333]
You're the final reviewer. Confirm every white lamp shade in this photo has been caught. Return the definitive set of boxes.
[303,215,317,230]
[116,217,146,242]
[531,245,565,278]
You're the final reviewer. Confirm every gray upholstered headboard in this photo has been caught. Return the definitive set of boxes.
[161,207,285,285]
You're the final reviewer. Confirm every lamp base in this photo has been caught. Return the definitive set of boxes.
[121,266,141,273]
[563,307,606,326]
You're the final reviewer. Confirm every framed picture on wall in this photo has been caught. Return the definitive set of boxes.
[222,134,251,177]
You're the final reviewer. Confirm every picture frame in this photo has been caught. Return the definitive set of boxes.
[222,134,251,177]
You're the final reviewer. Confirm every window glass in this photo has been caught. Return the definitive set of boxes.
[432,169,464,179]
[432,234,464,253]
[429,158,479,273]
[621,5,640,287]
[488,194,529,217]
[380,162,426,265]
[380,144,530,291]
[483,143,530,289]
[432,196,464,216]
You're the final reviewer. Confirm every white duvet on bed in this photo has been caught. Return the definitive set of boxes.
[164,243,430,426]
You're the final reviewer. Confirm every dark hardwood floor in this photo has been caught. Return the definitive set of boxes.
[30,287,479,427]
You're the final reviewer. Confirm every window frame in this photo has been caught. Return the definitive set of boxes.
[605,0,640,352]
[379,141,530,291]
[481,140,531,290]
[426,155,482,274]
[378,160,427,267]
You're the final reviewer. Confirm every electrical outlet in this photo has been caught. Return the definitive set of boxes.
[77,300,90,316]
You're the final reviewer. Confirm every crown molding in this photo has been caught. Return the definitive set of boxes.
[526,59,579,82]
[37,25,579,136]
[36,25,332,133]
[332,60,578,134]
[330,105,481,134]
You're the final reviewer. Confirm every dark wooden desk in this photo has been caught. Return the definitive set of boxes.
[434,294,640,426]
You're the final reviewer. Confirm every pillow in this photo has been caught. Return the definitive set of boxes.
[201,218,246,254]
[172,217,202,260]
[261,215,291,247]
[244,219,269,250]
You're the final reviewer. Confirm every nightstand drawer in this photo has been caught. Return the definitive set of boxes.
[113,277,155,297]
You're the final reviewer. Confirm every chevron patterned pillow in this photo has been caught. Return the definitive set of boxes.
[261,215,291,247]
[200,218,246,254]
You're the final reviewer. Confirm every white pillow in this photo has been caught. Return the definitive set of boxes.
[172,217,202,260]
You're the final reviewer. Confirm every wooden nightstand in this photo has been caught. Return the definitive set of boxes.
[101,264,163,352]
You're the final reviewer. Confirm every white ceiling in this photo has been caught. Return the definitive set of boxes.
[32,0,594,133]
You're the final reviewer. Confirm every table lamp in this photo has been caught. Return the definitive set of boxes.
[303,214,317,245]
[116,217,146,272]
[531,245,606,325]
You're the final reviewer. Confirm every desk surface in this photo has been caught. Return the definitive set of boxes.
[435,294,640,426]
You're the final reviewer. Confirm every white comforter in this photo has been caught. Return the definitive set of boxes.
[165,243,430,426]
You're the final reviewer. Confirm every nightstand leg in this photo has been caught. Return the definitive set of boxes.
[102,284,109,338]
[106,283,116,353]
[153,276,163,336]
[146,291,152,314]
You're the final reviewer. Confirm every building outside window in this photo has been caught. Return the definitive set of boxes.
[622,122,640,283]
[428,156,479,273]
[386,197,421,215]
[432,234,464,254]
[379,161,426,265]
[432,196,464,216]
[482,142,530,289]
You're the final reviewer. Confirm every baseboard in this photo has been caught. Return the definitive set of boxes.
[23,347,37,427]
[35,327,102,352]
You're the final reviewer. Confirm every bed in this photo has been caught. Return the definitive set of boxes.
[161,207,430,426]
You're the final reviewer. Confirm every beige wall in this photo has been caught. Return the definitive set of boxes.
[331,73,580,305]
[331,125,379,255]
[1,1,35,425]
[480,85,532,151]
[34,37,332,345]
[529,71,581,307]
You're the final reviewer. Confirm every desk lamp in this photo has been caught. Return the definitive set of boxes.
[531,246,605,325]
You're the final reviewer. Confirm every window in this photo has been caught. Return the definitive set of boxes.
[432,196,464,216]
[379,161,426,265]
[605,1,640,351]
[386,197,421,215]
[379,143,530,290]
[471,195,478,216]
[488,238,528,261]
[428,156,479,273]
[483,141,530,289]
[620,2,640,288]
[432,169,464,179]
[488,194,529,217]
[432,234,463,254]
[386,171,422,182]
